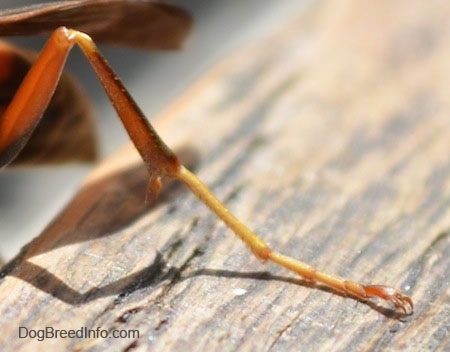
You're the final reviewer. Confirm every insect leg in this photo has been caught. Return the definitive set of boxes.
[0,29,75,167]
[0,27,413,315]
[176,166,413,315]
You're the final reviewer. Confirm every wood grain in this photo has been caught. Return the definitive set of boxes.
[1,0,450,351]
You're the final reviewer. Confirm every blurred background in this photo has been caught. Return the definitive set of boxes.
[0,0,308,261]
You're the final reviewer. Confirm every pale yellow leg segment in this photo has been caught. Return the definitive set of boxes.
[176,166,413,315]
[176,166,271,260]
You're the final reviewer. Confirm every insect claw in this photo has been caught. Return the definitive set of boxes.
[364,285,414,315]
[393,292,414,315]
[145,173,162,202]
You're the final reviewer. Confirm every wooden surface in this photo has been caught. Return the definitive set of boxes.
[1,0,450,351]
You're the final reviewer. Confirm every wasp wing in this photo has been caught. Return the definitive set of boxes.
[0,0,192,49]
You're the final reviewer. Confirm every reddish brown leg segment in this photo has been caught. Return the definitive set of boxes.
[0,27,413,315]
[0,29,72,166]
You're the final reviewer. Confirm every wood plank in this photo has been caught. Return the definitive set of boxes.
[1,0,450,350]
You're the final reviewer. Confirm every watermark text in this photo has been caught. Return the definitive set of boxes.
[18,326,139,342]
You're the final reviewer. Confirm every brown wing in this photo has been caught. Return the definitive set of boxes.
[0,0,192,50]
